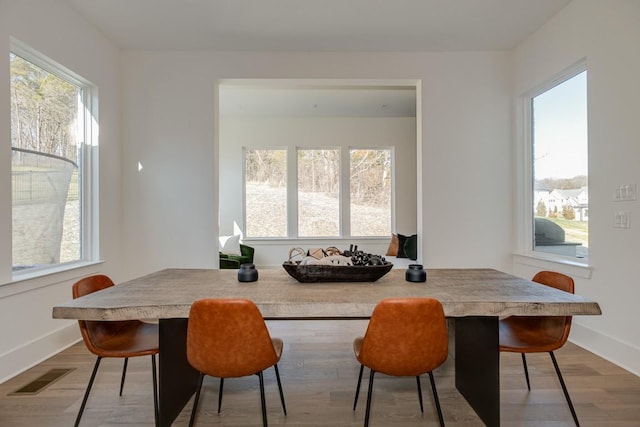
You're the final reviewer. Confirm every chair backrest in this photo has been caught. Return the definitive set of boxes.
[531,270,575,346]
[73,274,114,298]
[358,298,448,377]
[72,275,141,356]
[532,270,574,294]
[187,298,278,378]
[240,244,255,261]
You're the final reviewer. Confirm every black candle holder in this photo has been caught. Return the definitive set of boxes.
[405,264,427,282]
[238,263,259,282]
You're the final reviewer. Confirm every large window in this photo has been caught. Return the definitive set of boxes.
[244,148,287,237]
[298,149,340,237]
[244,147,393,238]
[530,68,588,259]
[350,149,392,237]
[10,44,96,274]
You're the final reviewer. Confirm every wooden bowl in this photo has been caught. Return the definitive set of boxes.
[282,261,393,283]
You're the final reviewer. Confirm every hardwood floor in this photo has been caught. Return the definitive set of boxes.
[1,320,638,426]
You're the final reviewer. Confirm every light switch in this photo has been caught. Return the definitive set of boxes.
[614,211,631,228]
[614,184,637,201]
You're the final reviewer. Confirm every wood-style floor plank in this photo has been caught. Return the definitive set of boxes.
[1,320,638,426]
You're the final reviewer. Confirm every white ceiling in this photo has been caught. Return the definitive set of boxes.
[62,0,571,117]
[63,0,571,52]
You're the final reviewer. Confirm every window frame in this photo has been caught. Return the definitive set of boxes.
[9,39,99,280]
[242,145,395,239]
[516,59,589,268]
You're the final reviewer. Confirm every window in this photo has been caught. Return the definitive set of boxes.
[244,148,287,237]
[530,68,588,259]
[10,44,96,274]
[298,149,340,237]
[243,147,394,238]
[350,149,392,237]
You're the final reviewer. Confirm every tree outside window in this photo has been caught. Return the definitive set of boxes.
[10,51,88,271]
[243,147,393,238]
[350,149,391,237]
[244,149,287,237]
[298,148,340,237]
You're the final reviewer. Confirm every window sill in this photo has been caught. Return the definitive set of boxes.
[0,260,104,298]
[512,253,592,279]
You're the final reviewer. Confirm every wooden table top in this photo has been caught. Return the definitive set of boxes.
[52,268,601,321]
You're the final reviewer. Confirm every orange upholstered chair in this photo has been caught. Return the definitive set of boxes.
[72,275,159,427]
[353,298,448,427]
[499,271,579,426]
[186,298,286,427]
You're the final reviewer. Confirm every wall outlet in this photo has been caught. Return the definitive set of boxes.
[614,211,631,228]
[614,184,637,201]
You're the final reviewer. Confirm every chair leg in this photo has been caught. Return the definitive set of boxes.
[188,373,205,427]
[119,357,129,396]
[74,356,102,427]
[353,364,364,411]
[258,371,268,427]
[364,369,376,427]
[428,371,445,427]
[521,353,531,390]
[416,376,424,413]
[151,355,159,427]
[549,351,580,427]
[274,363,287,415]
[217,378,224,413]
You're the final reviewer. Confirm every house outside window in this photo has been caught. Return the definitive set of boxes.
[10,43,97,275]
[530,67,588,259]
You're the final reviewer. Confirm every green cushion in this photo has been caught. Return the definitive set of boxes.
[396,234,417,260]
[219,244,254,269]
[220,257,240,269]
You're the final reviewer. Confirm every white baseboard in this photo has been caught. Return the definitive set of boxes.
[570,322,640,377]
[0,323,80,384]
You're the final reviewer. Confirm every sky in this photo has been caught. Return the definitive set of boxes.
[533,71,588,180]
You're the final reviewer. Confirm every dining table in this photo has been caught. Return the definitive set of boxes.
[52,267,601,427]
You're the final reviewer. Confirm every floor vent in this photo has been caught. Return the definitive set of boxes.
[9,368,75,396]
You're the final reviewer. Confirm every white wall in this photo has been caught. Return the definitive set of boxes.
[120,50,513,279]
[0,0,122,382]
[511,0,640,374]
[219,115,418,267]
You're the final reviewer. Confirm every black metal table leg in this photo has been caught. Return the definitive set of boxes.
[455,316,500,427]
[158,318,200,427]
